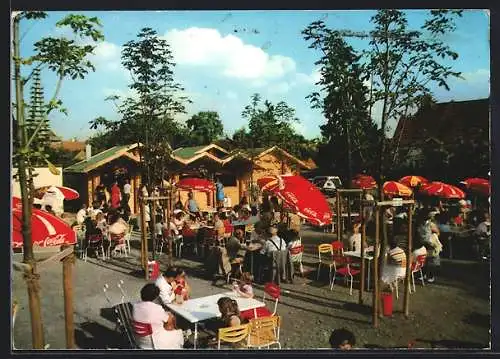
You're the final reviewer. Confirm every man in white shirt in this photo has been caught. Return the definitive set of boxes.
[76,204,88,225]
[132,283,185,349]
[123,179,131,207]
[262,226,287,255]
[154,268,178,306]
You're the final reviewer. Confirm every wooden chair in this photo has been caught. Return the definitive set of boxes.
[247,315,281,349]
[317,244,334,281]
[217,324,250,349]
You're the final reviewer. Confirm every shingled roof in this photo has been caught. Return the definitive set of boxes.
[393,98,489,148]
[64,144,140,173]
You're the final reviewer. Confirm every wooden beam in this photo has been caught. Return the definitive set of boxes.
[403,205,414,317]
[373,207,380,328]
[37,247,73,273]
[140,199,149,280]
[359,210,366,305]
[336,191,341,241]
[376,200,415,207]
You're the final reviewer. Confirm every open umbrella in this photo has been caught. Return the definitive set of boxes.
[399,175,429,188]
[460,177,490,196]
[175,178,215,193]
[12,197,77,248]
[257,176,280,192]
[34,185,80,200]
[383,181,413,197]
[419,181,466,199]
[273,174,333,226]
[351,174,377,190]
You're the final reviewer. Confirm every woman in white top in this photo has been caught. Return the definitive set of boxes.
[154,268,178,306]
[348,222,366,252]
[132,283,184,349]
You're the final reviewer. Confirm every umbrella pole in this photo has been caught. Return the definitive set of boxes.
[152,200,157,261]
[359,205,366,305]
[336,191,341,242]
[140,199,149,280]
[403,205,413,317]
[61,245,75,349]
[372,206,380,328]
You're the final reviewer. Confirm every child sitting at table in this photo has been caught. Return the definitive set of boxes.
[175,268,191,300]
[232,272,254,299]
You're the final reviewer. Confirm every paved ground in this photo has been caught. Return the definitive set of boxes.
[12,224,490,350]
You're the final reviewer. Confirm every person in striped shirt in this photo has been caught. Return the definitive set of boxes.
[381,238,407,286]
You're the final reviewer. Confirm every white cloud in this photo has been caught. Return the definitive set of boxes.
[460,68,490,84]
[296,68,322,85]
[268,81,292,94]
[88,41,123,72]
[163,27,296,81]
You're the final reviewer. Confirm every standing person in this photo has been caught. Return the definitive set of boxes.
[95,182,106,206]
[184,192,200,218]
[111,181,121,209]
[215,177,225,208]
[132,283,186,349]
[122,178,131,208]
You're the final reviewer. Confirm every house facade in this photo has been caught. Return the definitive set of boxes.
[63,142,316,214]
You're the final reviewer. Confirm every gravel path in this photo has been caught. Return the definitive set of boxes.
[11,225,490,350]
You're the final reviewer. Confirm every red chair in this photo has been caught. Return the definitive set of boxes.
[132,320,155,349]
[330,256,361,295]
[331,241,344,256]
[410,255,426,293]
[240,282,281,320]
[289,245,304,277]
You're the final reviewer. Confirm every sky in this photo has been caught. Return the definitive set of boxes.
[16,10,490,142]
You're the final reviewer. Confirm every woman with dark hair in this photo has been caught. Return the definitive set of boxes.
[217,296,242,328]
[329,328,356,350]
[132,283,187,349]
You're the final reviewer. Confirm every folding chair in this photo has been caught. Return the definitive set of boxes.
[247,315,281,349]
[240,282,281,320]
[103,283,137,348]
[330,256,361,295]
[317,244,334,281]
[217,324,250,349]
[84,234,105,261]
[410,255,426,293]
[109,233,127,258]
[132,321,155,349]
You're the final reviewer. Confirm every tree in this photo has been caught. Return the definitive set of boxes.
[12,11,104,348]
[364,10,463,188]
[185,111,224,146]
[303,22,378,183]
[90,27,190,188]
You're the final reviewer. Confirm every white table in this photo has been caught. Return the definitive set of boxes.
[343,250,374,291]
[166,291,266,349]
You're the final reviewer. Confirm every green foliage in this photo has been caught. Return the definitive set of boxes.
[45,146,82,168]
[185,111,224,146]
[90,27,190,187]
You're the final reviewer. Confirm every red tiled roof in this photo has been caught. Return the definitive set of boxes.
[50,141,86,152]
[393,98,489,148]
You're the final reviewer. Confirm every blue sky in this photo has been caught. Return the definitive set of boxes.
[17,10,490,141]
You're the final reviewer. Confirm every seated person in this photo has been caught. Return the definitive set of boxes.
[348,222,366,252]
[184,192,200,218]
[132,283,185,349]
[175,268,190,300]
[213,213,226,241]
[232,272,254,299]
[173,210,186,230]
[329,328,356,350]
[107,212,128,253]
[380,237,407,286]
[154,268,179,306]
[226,228,246,260]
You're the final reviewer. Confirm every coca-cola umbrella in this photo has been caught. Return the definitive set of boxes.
[352,174,377,190]
[274,174,333,226]
[399,175,429,188]
[460,177,490,196]
[419,181,466,200]
[383,181,413,197]
[257,176,280,192]
[34,185,80,200]
[12,197,77,248]
[175,178,215,193]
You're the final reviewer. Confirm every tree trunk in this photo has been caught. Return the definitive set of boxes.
[13,14,45,349]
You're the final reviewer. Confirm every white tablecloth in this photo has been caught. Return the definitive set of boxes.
[166,291,265,324]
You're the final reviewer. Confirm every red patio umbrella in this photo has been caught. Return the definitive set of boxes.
[351,174,377,190]
[383,181,413,197]
[256,176,279,192]
[399,175,429,188]
[460,177,490,196]
[12,197,77,248]
[175,178,215,193]
[34,185,80,200]
[419,181,466,199]
[274,174,333,226]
